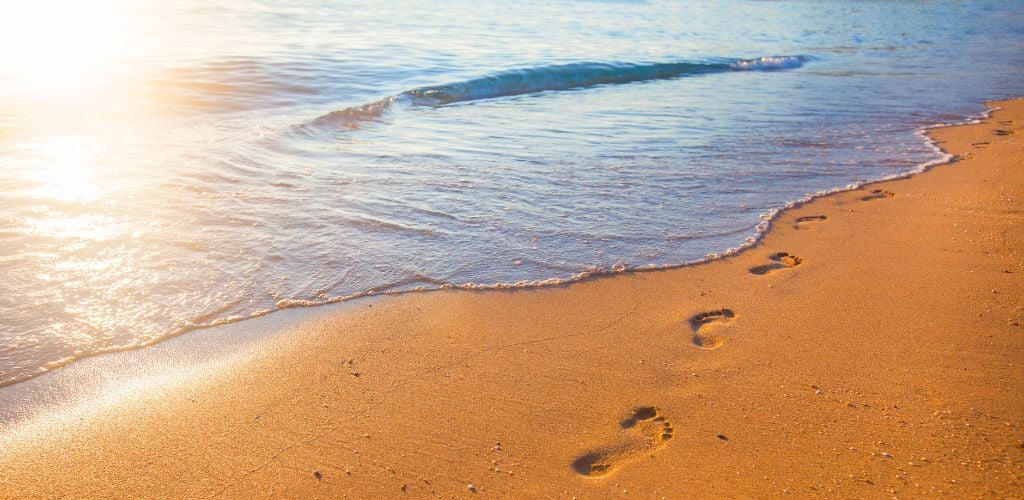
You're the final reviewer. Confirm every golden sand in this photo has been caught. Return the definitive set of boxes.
[1,100,1021,498]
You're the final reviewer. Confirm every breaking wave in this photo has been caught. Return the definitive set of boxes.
[303,55,811,132]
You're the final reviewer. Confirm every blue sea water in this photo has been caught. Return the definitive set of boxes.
[0,0,1021,386]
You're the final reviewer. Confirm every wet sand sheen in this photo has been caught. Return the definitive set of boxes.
[0,99,1021,497]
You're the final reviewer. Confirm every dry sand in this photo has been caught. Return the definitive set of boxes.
[0,99,1022,498]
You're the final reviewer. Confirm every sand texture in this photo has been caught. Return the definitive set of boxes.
[0,100,1022,498]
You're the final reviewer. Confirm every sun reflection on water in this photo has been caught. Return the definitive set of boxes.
[8,132,141,366]
[27,136,103,203]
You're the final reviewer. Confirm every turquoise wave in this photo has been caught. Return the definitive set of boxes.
[305,55,811,132]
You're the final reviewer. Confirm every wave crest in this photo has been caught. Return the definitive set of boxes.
[729,55,809,71]
[304,55,811,133]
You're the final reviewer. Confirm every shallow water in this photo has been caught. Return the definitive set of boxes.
[0,0,1022,386]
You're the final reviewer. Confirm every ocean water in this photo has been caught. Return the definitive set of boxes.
[0,0,1021,387]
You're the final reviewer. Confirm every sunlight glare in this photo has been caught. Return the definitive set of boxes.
[0,1,152,95]
[29,136,102,203]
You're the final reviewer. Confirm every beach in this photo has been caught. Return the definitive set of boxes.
[4,0,1022,391]
[0,99,1019,497]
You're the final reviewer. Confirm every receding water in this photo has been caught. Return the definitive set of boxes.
[0,0,1021,386]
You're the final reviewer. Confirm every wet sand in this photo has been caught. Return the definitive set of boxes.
[0,99,1021,498]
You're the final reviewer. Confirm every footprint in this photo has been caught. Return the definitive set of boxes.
[861,189,895,202]
[794,215,827,230]
[572,407,675,477]
[689,309,735,349]
[994,129,1013,136]
[749,252,803,275]
[971,141,990,149]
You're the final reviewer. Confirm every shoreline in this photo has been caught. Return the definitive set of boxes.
[0,99,1021,497]
[0,101,993,391]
